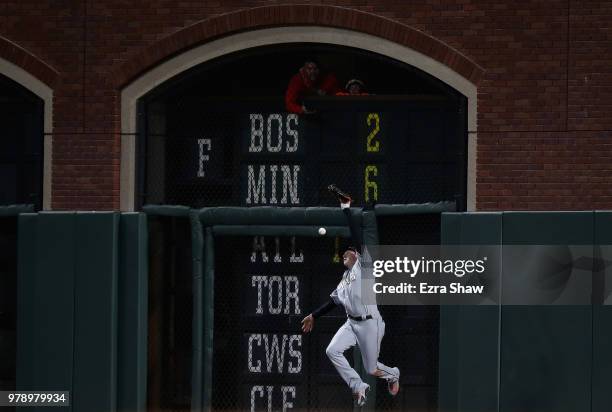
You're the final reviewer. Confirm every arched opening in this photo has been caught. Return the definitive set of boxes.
[137,43,467,210]
[120,26,478,212]
[0,72,44,396]
[0,73,44,209]
[136,41,468,412]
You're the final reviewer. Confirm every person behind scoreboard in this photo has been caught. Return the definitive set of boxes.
[285,60,340,114]
[301,190,400,407]
[336,78,368,96]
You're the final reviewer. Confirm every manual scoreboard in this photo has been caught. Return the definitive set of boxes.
[152,95,466,208]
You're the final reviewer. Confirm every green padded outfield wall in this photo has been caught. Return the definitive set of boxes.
[440,212,604,412]
[18,213,76,412]
[439,213,501,412]
[501,212,592,412]
[589,211,612,412]
[73,212,119,412]
[117,213,148,412]
[17,212,149,412]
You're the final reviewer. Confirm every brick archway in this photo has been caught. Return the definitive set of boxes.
[114,5,484,90]
[118,6,485,212]
[0,35,59,90]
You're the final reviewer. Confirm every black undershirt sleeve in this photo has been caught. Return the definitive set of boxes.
[311,208,359,320]
[311,298,338,319]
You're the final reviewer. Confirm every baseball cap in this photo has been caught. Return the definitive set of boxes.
[345,79,365,90]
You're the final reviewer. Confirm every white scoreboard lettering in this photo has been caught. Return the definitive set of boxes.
[246,236,303,411]
[246,113,301,205]
[251,236,304,263]
[246,165,300,205]
[249,113,299,153]
[251,275,300,315]
[250,385,296,412]
[196,138,211,178]
[247,334,302,373]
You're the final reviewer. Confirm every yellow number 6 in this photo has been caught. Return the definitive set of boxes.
[365,165,378,202]
[366,113,380,152]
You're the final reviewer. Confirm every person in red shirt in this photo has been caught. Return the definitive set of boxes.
[285,60,340,114]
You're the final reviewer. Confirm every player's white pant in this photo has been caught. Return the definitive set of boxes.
[325,317,399,393]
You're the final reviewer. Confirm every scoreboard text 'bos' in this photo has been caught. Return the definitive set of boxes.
[245,113,302,206]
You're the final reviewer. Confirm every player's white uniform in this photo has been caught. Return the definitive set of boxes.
[326,255,399,393]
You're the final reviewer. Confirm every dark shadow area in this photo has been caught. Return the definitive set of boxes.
[0,74,44,210]
[0,216,17,401]
[147,215,193,412]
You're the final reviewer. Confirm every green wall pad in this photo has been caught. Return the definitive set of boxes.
[592,212,612,412]
[500,212,592,412]
[439,212,501,412]
[198,206,351,226]
[117,213,148,412]
[72,213,119,412]
[440,212,600,412]
[18,213,76,412]
[17,212,122,412]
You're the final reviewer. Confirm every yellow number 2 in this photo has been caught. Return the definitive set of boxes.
[366,113,380,152]
[365,165,378,203]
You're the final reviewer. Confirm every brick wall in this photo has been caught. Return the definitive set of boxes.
[1,1,610,210]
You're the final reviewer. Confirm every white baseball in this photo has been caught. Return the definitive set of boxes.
[318,227,327,236]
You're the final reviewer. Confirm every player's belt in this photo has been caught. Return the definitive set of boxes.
[348,314,373,321]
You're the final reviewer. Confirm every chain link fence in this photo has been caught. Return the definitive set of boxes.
[207,214,441,411]
[145,202,443,412]
[213,235,359,412]
[146,212,442,411]
[375,213,441,411]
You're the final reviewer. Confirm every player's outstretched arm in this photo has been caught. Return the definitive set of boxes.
[302,298,338,333]
[327,184,363,251]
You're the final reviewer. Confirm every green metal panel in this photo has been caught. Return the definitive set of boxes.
[439,213,460,412]
[211,225,349,237]
[17,212,75,412]
[374,201,456,216]
[202,226,214,412]
[190,211,204,412]
[198,206,350,226]
[500,212,592,412]
[503,211,593,245]
[72,212,119,412]
[0,204,34,216]
[117,213,148,412]
[592,211,612,412]
[440,212,462,245]
[143,204,191,217]
[439,212,502,412]
[16,214,40,391]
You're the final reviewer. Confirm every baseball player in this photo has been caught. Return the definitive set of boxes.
[301,188,400,406]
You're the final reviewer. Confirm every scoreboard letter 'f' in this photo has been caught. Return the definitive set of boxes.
[197,138,211,178]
